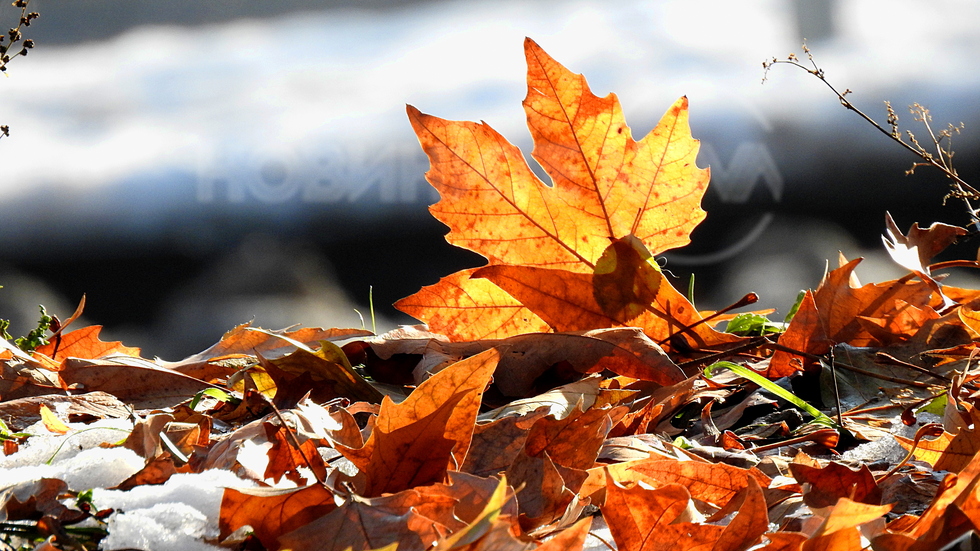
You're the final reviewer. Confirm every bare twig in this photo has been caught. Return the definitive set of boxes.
[0,0,39,143]
[763,43,980,229]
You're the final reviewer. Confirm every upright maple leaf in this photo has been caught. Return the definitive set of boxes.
[397,39,728,348]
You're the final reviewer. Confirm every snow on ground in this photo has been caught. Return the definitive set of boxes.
[0,418,256,550]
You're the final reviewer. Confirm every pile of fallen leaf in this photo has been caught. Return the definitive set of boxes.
[4,38,980,551]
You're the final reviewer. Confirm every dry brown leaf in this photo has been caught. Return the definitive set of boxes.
[789,461,882,508]
[602,479,724,551]
[277,489,458,551]
[624,458,772,507]
[34,325,141,363]
[461,408,549,478]
[112,453,178,491]
[218,485,337,549]
[894,424,980,474]
[56,355,219,410]
[336,349,498,496]
[770,258,937,376]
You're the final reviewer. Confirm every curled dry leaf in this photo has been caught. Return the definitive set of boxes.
[365,326,683,396]
[894,423,980,474]
[166,322,372,381]
[57,355,221,410]
[0,391,129,431]
[882,211,967,276]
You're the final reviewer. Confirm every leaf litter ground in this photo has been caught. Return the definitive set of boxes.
[4,38,980,551]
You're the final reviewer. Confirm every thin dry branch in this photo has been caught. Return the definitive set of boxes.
[763,43,980,229]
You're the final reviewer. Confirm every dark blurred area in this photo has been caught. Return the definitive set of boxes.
[1,0,978,359]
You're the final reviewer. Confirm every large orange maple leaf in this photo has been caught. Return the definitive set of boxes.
[397,38,728,347]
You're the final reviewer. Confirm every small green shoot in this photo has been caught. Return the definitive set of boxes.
[0,417,32,441]
[189,388,240,411]
[0,318,10,341]
[783,290,806,324]
[354,286,378,334]
[915,393,947,417]
[725,313,786,336]
[704,360,839,429]
[369,285,377,335]
[14,304,52,353]
[45,426,131,465]
[672,435,693,449]
[687,273,695,305]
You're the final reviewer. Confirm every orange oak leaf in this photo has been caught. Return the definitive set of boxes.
[803,498,891,551]
[624,458,772,507]
[523,406,615,472]
[602,480,724,551]
[276,490,452,551]
[894,424,980,474]
[336,349,499,497]
[397,38,713,341]
[219,485,337,549]
[770,258,936,376]
[710,476,769,551]
[789,461,882,508]
[32,325,141,367]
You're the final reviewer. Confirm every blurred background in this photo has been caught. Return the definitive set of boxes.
[0,0,978,359]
